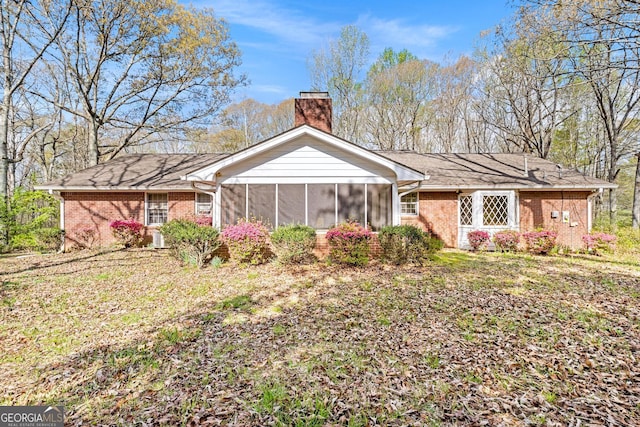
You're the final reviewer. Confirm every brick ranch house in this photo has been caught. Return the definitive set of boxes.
[36,92,615,252]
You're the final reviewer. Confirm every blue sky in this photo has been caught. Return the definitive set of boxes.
[191,1,514,104]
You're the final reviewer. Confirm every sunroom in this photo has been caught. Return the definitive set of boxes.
[182,125,426,231]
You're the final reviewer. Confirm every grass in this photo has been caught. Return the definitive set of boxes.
[0,247,638,425]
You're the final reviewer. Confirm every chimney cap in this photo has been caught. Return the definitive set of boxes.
[299,91,330,99]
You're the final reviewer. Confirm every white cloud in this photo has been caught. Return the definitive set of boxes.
[357,15,459,58]
[212,0,340,48]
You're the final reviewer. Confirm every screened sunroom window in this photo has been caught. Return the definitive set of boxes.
[147,193,168,225]
[220,183,392,230]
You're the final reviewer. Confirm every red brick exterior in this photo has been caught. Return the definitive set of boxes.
[519,191,591,250]
[401,190,592,250]
[294,96,332,133]
[62,191,197,249]
[62,189,592,252]
[402,192,459,247]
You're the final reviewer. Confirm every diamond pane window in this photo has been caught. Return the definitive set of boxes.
[459,195,473,226]
[483,195,508,226]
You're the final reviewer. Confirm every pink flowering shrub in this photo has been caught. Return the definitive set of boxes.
[195,215,213,226]
[325,220,373,266]
[467,230,490,251]
[522,230,558,255]
[492,230,520,252]
[221,218,270,264]
[109,218,144,248]
[582,232,616,255]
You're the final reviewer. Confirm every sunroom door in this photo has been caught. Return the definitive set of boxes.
[458,191,518,249]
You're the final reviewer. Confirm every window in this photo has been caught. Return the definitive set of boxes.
[147,193,168,225]
[401,192,418,215]
[219,183,393,230]
[482,195,509,226]
[196,193,213,216]
[459,195,473,226]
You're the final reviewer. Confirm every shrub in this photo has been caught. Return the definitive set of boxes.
[271,224,316,264]
[522,230,558,255]
[195,215,212,226]
[582,232,616,255]
[492,230,520,252]
[160,219,221,268]
[109,218,144,248]
[73,226,97,249]
[325,220,373,266]
[221,218,270,265]
[378,225,442,265]
[34,228,64,252]
[467,230,490,251]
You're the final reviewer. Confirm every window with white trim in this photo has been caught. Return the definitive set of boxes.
[196,193,213,216]
[482,195,509,226]
[401,192,418,215]
[459,195,473,226]
[147,193,168,225]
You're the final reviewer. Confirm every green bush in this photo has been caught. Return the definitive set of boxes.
[326,221,372,266]
[1,188,59,251]
[160,219,221,268]
[378,225,443,265]
[271,224,316,264]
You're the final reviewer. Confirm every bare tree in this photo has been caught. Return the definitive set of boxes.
[41,0,244,166]
[0,0,71,198]
[308,25,369,142]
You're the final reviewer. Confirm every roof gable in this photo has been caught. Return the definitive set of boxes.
[183,125,425,183]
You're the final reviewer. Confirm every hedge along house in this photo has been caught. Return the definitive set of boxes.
[36,92,615,251]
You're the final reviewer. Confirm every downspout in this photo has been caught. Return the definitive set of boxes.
[398,176,430,199]
[48,189,65,253]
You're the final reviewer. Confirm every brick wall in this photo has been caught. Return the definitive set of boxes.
[62,191,197,250]
[63,192,145,248]
[401,192,458,247]
[312,233,382,259]
[519,191,591,250]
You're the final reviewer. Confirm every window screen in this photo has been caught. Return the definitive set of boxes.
[196,193,213,216]
[307,184,336,229]
[221,184,246,227]
[278,184,305,226]
[248,184,276,229]
[337,184,365,224]
[147,193,168,225]
[367,184,392,231]
[401,192,418,215]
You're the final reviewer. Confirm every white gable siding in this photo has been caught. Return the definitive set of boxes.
[218,136,395,184]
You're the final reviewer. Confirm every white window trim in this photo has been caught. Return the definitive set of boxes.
[458,190,518,229]
[195,192,213,216]
[145,192,168,226]
[400,192,419,216]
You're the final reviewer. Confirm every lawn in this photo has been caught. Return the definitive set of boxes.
[1,248,639,426]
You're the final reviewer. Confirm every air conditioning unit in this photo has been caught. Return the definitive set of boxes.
[152,230,166,249]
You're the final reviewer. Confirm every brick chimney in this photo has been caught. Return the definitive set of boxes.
[294,91,332,133]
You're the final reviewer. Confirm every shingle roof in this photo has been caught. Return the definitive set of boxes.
[35,151,615,192]
[35,153,228,191]
[376,152,615,190]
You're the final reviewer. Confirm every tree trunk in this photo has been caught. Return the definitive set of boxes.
[88,118,99,166]
[633,152,640,229]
